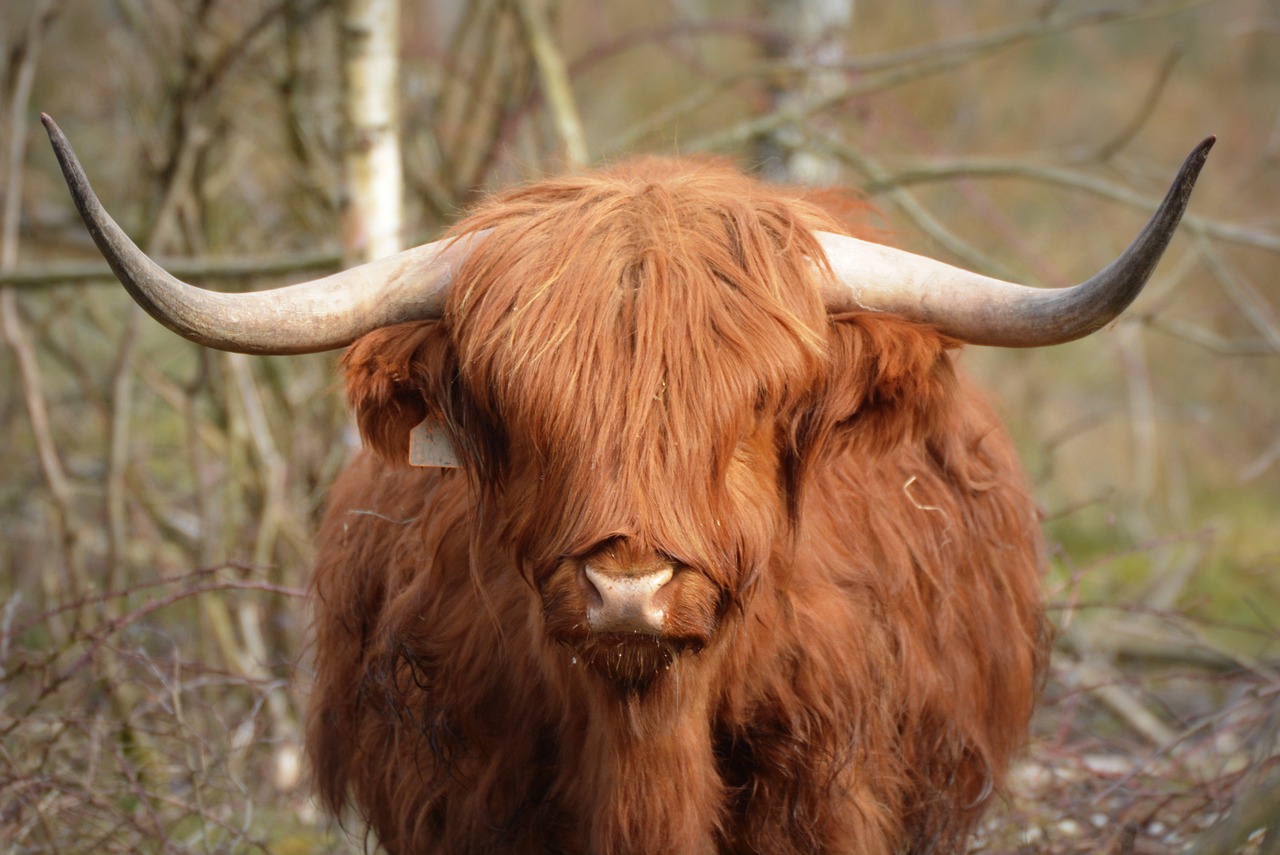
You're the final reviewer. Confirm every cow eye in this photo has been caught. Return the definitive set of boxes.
[656,549,688,568]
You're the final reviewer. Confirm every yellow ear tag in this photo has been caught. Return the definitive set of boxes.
[408,417,460,468]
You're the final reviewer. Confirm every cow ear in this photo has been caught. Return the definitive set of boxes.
[795,314,958,461]
[780,314,957,518]
[341,322,457,466]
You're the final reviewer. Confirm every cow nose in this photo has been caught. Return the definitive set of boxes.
[582,565,674,634]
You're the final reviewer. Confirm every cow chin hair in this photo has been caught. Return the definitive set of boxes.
[575,635,681,696]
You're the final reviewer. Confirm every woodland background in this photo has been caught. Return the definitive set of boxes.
[1,0,1277,851]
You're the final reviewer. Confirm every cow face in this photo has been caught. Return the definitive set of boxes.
[342,160,857,690]
[340,159,965,693]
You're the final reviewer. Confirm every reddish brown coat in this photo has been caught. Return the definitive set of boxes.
[306,158,1048,854]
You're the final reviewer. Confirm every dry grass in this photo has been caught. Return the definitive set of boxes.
[0,566,341,852]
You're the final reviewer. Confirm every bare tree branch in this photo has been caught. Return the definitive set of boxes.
[680,0,1208,154]
[516,0,588,170]
[1,0,83,618]
[860,158,1280,255]
[0,250,341,289]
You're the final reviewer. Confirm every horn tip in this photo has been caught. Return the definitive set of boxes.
[41,113,71,156]
[1174,135,1216,194]
[1190,135,1216,167]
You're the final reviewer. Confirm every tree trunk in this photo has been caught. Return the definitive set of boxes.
[759,0,854,185]
[341,0,403,263]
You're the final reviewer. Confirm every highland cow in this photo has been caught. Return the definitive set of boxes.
[43,115,1212,854]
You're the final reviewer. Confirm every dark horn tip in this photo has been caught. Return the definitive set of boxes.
[40,114,79,176]
[41,112,61,139]
[1184,135,1216,177]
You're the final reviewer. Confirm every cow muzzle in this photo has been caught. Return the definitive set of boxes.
[582,564,674,635]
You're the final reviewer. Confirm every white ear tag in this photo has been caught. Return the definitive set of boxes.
[408,417,460,468]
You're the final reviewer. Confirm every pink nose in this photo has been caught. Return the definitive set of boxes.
[582,565,674,634]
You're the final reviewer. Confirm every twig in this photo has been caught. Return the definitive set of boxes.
[830,0,1204,78]
[469,20,536,196]
[1091,49,1183,162]
[2,566,304,673]
[3,575,304,733]
[858,157,1280,256]
[451,0,526,197]
[1144,316,1276,356]
[227,354,287,569]
[1239,435,1280,483]
[226,351,301,761]
[1182,764,1280,854]
[809,134,1022,281]
[426,0,496,195]
[601,3,1189,157]
[1,0,83,624]
[680,0,1208,155]
[567,17,774,82]
[1056,645,1180,747]
[191,0,334,106]
[0,250,341,289]
[515,0,588,170]
[1195,233,1280,352]
[603,76,733,155]
[1115,323,1158,510]
[103,301,143,599]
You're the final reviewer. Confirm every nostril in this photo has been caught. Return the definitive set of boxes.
[582,565,674,634]
[580,566,605,609]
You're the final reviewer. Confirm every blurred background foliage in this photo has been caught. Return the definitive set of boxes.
[1,0,1276,851]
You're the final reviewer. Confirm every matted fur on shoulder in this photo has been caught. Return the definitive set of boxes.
[310,157,1049,855]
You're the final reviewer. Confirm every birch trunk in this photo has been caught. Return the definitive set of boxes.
[341,0,403,263]
[760,0,854,185]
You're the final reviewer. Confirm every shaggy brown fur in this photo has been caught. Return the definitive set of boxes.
[306,158,1048,854]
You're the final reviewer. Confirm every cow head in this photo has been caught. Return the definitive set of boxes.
[336,159,987,690]
[41,116,1213,693]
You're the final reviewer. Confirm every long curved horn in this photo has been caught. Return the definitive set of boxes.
[818,136,1214,347]
[42,114,475,355]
